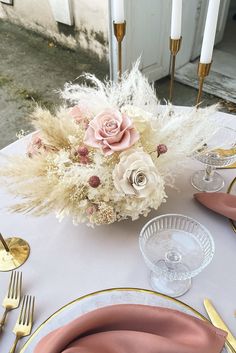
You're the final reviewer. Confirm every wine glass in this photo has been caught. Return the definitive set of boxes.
[191,126,236,192]
[139,214,214,298]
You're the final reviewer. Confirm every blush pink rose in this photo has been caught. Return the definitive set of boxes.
[27,132,55,157]
[69,105,91,126]
[84,109,139,155]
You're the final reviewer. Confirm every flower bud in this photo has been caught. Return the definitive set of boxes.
[157,144,167,157]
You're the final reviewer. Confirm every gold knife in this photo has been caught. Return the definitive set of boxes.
[204,298,236,351]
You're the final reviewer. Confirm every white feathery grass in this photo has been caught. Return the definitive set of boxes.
[62,60,159,115]
[0,60,222,225]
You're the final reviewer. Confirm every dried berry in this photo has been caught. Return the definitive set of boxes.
[88,176,101,188]
[77,146,89,156]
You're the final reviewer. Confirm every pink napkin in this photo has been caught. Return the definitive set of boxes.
[194,193,236,221]
[34,304,226,353]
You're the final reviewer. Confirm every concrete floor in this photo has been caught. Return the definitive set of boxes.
[0,19,235,149]
[155,77,222,107]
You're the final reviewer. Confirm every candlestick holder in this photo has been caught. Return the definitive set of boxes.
[0,232,30,272]
[169,37,182,102]
[113,21,126,80]
[196,62,212,106]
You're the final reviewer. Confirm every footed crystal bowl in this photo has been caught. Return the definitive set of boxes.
[139,214,214,298]
[191,126,236,192]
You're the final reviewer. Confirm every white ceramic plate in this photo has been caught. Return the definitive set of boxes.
[20,287,228,353]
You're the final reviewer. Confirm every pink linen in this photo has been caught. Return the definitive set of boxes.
[34,304,226,353]
[194,192,236,221]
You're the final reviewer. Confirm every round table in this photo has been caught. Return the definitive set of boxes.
[0,109,236,351]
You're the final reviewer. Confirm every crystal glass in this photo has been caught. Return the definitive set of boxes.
[191,126,236,192]
[139,214,214,298]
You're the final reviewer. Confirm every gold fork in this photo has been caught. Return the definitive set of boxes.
[0,271,22,333]
[9,295,35,353]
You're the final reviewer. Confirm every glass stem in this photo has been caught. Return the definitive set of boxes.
[203,165,215,182]
[165,250,181,271]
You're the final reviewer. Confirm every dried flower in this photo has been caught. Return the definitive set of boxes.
[77,146,89,156]
[0,63,217,227]
[69,105,92,123]
[86,205,98,215]
[88,175,101,188]
[27,132,43,157]
[91,204,116,224]
[157,144,167,157]
[27,132,55,157]
[80,156,90,164]
[84,109,139,155]
[113,149,162,198]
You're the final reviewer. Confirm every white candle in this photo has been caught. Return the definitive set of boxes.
[112,0,125,23]
[171,0,182,39]
[200,0,221,63]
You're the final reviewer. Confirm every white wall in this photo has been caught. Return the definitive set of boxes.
[73,0,108,35]
[0,0,109,60]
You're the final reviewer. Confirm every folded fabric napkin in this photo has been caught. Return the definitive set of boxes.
[34,304,226,353]
[194,192,236,221]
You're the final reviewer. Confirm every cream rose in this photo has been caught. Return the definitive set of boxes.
[113,149,164,198]
[121,105,154,133]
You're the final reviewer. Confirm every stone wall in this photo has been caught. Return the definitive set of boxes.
[0,0,109,60]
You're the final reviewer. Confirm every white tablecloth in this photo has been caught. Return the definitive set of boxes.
[0,110,236,352]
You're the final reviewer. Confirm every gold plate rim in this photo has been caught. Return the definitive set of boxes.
[20,286,216,353]
[227,177,236,233]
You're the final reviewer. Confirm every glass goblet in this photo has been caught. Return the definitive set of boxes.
[139,214,214,298]
[191,126,236,192]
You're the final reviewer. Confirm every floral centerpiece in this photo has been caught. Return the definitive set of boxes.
[0,63,218,226]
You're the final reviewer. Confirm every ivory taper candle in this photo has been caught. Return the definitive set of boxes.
[112,0,125,23]
[171,0,182,39]
[200,0,221,63]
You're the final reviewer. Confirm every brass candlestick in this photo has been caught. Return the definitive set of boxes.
[0,232,30,272]
[113,21,126,80]
[169,37,182,102]
[196,62,212,106]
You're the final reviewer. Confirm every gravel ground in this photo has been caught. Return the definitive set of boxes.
[0,19,109,149]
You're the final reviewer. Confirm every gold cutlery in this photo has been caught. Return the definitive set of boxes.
[204,298,236,352]
[0,271,22,333]
[9,295,35,353]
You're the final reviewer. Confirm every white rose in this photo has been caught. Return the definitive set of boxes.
[121,105,153,133]
[113,149,164,198]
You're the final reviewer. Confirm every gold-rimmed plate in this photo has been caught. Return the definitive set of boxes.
[20,287,229,353]
[227,177,236,233]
